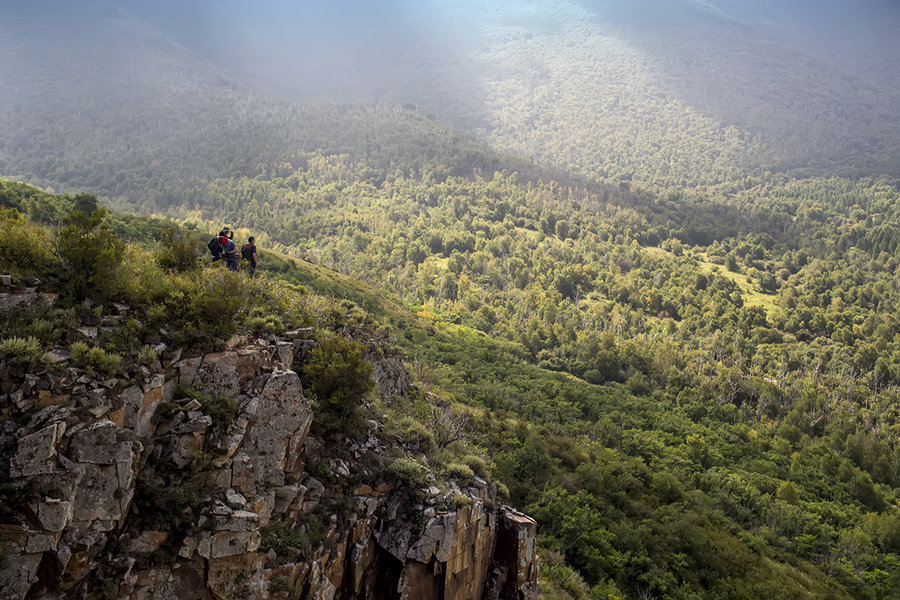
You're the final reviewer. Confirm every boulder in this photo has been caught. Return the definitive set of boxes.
[238,370,311,489]
[193,352,241,398]
[37,498,73,532]
[68,420,118,464]
[9,422,66,478]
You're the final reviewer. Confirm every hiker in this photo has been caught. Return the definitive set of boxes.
[222,231,239,272]
[241,236,258,276]
[207,227,230,262]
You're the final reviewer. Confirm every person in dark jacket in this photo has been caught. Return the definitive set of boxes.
[222,231,238,272]
[241,236,258,276]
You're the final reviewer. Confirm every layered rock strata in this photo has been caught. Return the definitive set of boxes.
[0,332,538,599]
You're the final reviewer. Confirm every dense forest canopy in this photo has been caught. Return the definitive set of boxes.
[1,0,900,598]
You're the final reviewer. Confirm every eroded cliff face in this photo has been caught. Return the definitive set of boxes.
[0,330,538,600]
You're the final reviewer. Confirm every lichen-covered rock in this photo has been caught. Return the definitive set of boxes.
[236,346,274,382]
[72,464,127,524]
[207,553,268,600]
[9,421,66,477]
[127,530,170,554]
[176,356,204,387]
[37,497,74,532]
[0,547,41,599]
[68,420,118,464]
[137,379,175,438]
[237,369,311,489]
[194,351,242,398]
[0,337,541,600]
[122,559,213,600]
[372,356,412,399]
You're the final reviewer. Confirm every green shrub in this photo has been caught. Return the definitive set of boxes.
[0,207,55,276]
[246,314,284,335]
[495,482,510,499]
[28,318,55,343]
[388,458,427,487]
[200,394,237,437]
[100,318,146,355]
[461,455,488,478]
[156,401,182,421]
[99,579,117,600]
[119,246,176,306]
[260,516,327,566]
[395,416,437,454]
[445,462,475,482]
[69,342,123,376]
[175,386,237,437]
[55,209,125,302]
[156,227,200,272]
[0,306,79,347]
[269,574,294,594]
[136,345,158,366]
[0,483,29,523]
[260,524,316,560]
[539,550,592,600]
[134,450,220,530]
[303,334,374,438]
[140,267,248,347]
[194,269,249,324]
[452,493,473,508]
[0,336,47,369]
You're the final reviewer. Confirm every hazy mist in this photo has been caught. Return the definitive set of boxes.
[2,0,900,190]
[114,0,900,114]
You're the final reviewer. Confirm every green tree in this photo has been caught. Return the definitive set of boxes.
[56,208,125,301]
[303,334,374,437]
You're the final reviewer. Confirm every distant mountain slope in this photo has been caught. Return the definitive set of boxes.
[0,1,519,210]
[2,0,899,198]
[593,0,900,176]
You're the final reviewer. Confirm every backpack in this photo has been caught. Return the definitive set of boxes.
[241,244,254,261]
[207,236,223,258]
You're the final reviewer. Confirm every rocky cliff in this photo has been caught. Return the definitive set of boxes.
[0,322,539,600]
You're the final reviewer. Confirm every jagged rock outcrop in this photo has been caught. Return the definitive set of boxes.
[0,330,539,599]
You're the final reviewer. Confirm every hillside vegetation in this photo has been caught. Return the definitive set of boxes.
[2,180,898,598]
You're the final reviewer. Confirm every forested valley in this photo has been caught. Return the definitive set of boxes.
[4,129,900,597]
